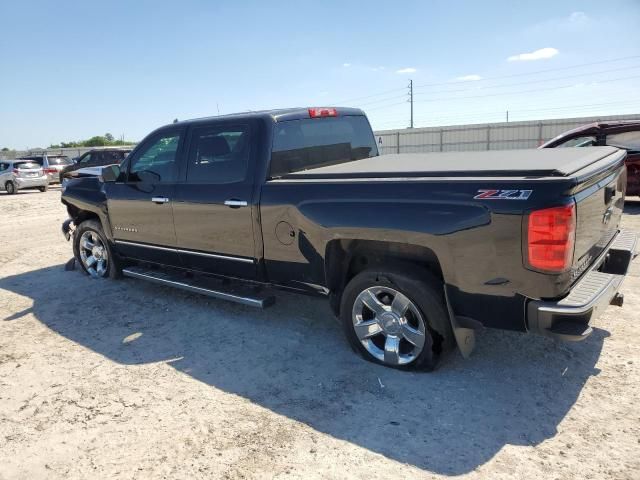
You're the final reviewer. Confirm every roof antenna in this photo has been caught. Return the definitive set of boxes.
[173,118,178,123]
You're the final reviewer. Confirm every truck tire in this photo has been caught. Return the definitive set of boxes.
[340,266,453,371]
[5,181,16,194]
[73,219,122,279]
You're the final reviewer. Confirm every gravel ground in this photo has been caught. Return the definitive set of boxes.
[0,188,639,480]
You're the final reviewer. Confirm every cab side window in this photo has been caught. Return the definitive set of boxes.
[129,131,181,183]
[186,125,250,184]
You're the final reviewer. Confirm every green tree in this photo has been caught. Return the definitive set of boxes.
[105,133,114,142]
[1,147,9,151]
[84,136,108,147]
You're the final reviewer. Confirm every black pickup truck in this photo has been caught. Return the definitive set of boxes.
[61,107,637,370]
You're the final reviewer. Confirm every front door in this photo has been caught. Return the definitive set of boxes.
[106,128,184,266]
[173,121,257,278]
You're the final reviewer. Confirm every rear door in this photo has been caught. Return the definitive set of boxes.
[106,127,185,266]
[173,120,258,278]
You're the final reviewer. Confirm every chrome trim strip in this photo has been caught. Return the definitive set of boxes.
[178,248,254,264]
[115,240,176,253]
[114,240,255,264]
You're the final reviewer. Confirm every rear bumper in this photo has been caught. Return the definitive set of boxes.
[527,229,637,341]
[15,176,48,189]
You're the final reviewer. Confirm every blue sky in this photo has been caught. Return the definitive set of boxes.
[1,0,639,148]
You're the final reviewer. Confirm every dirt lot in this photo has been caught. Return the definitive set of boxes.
[0,188,639,480]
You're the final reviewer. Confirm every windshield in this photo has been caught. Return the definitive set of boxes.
[48,156,72,165]
[607,130,640,152]
[270,115,378,178]
[556,135,596,148]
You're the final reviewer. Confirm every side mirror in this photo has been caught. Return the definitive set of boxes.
[137,169,161,184]
[101,164,120,182]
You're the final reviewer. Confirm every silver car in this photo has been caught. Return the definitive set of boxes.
[17,154,72,183]
[0,160,49,194]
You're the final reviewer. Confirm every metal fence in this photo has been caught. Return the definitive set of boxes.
[3,113,640,160]
[374,113,640,155]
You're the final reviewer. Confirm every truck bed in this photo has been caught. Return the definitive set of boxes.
[285,146,625,179]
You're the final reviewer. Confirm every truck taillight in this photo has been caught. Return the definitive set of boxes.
[527,204,576,272]
[45,168,57,174]
[308,107,337,118]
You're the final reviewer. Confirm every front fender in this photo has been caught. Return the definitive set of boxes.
[61,178,113,241]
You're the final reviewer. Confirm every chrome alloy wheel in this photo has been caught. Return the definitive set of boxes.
[79,230,108,278]
[352,286,427,366]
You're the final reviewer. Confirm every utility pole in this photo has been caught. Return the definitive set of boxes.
[408,79,414,128]
[506,110,509,122]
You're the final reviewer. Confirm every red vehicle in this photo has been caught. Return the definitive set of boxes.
[540,121,640,196]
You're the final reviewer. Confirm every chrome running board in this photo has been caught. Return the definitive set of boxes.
[122,266,275,309]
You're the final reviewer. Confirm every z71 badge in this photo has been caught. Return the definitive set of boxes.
[474,189,532,200]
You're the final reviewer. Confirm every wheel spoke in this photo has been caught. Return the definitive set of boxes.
[361,290,386,316]
[354,320,383,340]
[402,324,425,349]
[85,255,97,267]
[96,259,106,276]
[81,239,94,250]
[384,336,401,365]
[391,292,411,316]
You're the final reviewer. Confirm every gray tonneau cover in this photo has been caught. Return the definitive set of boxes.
[286,146,624,179]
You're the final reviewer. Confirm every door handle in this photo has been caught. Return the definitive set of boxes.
[224,199,248,208]
[152,197,170,204]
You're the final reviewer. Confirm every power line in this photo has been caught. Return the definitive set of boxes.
[331,56,640,108]
[353,93,407,107]
[332,87,406,105]
[364,101,408,112]
[413,74,640,103]
[413,64,640,95]
[413,55,640,88]
[370,99,640,128]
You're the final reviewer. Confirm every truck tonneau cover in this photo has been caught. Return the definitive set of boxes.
[286,146,624,179]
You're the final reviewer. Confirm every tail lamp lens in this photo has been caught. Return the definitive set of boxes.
[527,204,576,272]
[308,107,337,118]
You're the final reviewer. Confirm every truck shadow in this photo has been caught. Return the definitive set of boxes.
[0,265,605,475]
[624,199,640,215]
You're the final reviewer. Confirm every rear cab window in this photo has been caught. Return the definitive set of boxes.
[270,115,378,178]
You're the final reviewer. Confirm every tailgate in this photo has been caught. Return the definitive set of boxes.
[571,152,627,279]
